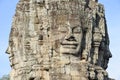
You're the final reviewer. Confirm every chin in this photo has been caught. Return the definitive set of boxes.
[60,47,79,55]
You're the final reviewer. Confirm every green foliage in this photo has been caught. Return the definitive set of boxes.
[0,75,10,80]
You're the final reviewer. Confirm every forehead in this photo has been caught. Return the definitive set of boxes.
[55,14,81,26]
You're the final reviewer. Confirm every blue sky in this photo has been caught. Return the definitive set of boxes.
[0,0,19,78]
[0,0,120,79]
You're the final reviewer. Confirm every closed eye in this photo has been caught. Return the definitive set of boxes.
[58,25,68,33]
[72,25,81,33]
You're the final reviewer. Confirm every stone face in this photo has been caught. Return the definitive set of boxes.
[6,0,112,80]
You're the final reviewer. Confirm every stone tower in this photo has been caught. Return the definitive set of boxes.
[6,0,112,80]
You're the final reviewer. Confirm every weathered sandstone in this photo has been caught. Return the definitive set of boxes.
[6,0,112,80]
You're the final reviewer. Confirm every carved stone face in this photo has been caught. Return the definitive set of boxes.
[60,22,83,55]
[50,15,83,55]
[6,27,19,67]
[103,47,112,69]
[6,39,17,67]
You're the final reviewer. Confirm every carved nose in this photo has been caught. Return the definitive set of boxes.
[64,26,76,41]
[65,35,76,41]
[6,46,11,54]
[108,51,112,58]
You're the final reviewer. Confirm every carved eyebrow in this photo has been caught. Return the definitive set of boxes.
[72,25,81,32]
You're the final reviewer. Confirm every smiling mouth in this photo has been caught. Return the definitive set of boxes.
[62,44,77,49]
[61,42,78,49]
[9,56,13,61]
[9,54,14,61]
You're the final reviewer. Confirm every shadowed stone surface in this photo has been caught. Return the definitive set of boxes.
[6,0,112,80]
